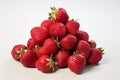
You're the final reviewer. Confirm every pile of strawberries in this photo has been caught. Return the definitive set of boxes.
[11,7,104,74]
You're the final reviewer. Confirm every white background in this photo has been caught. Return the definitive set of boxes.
[0,0,120,80]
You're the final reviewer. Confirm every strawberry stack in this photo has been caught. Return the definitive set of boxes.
[11,7,104,74]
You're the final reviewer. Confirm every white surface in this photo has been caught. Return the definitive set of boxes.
[0,0,120,80]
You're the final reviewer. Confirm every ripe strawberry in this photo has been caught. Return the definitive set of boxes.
[36,38,58,57]
[49,22,66,39]
[20,50,38,68]
[35,55,56,73]
[76,40,90,59]
[88,40,96,48]
[41,19,54,29]
[76,30,89,41]
[55,50,70,68]
[30,27,49,44]
[49,7,69,24]
[27,38,39,49]
[11,44,27,61]
[88,48,104,64]
[65,20,80,35]
[60,34,77,51]
[67,54,86,74]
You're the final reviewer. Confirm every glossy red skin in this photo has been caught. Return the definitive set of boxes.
[20,50,38,68]
[41,19,54,29]
[11,44,26,61]
[76,40,90,59]
[67,54,86,74]
[88,40,96,48]
[66,20,80,35]
[49,22,66,39]
[88,48,102,64]
[35,55,52,73]
[60,34,77,51]
[31,27,49,44]
[55,8,69,24]
[27,38,39,49]
[55,50,70,68]
[76,30,89,41]
[36,38,58,57]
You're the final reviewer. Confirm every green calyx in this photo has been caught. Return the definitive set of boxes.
[46,55,57,71]
[33,44,40,53]
[98,47,105,55]
[16,47,26,58]
[49,7,57,20]
[54,37,61,49]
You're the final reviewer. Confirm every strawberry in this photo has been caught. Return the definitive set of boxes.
[20,50,38,68]
[49,22,66,39]
[88,40,96,48]
[11,44,27,61]
[87,48,104,64]
[55,50,70,68]
[76,40,90,59]
[30,27,49,44]
[65,20,80,35]
[49,7,69,24]
[41,19,54,29]
[76,30,89,41]
[67,54,86,74]
[60,34,77,51]
[36,38,58,57]
[35,55,56,73]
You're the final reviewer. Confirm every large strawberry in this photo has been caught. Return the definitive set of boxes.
[87,48,104,64]
[67,54,86,74]
[36,38,58,57]
[76,40,90,59]
[49,7,69,24]
[30,27,49,44]
[35,55,56,73]
[60,34,77,51]
[65,20,80,35]
[55,50,70,68]
[11,44,27,61]
[20,50,38,68]
[49,22,66,39]
[76,30,89,41]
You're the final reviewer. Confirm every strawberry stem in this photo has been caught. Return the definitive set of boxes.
[98,47,105,55]
[49,7,57,20]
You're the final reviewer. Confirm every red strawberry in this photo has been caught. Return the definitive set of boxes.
[67,54,86,74]
[76,40,90,59]
[49,22,66,39]
[88,48,104,64]
[30,27,49,44]
[76,30,89,41]
[88,40,96,48]
[11,44,27,61]
[27,38,39,49]
[41,19,54,29]
[60,34,77,51]
[36,38,58,57]
[20,50,38,68]
[35,55,56,73]
[65,20,80,35]
[55,50,70,68]
[49,7,69,24]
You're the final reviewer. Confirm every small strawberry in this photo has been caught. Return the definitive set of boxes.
[11,44,27,61]
[87,48,104,64]
[88,40,96,48]
[49,7,69,24]
[67,53,86,74]
[20,50,38,68]
[76,30,89,41]
[36,38,58,57]
[30,27,49,44]
[35,55,56,73]
[49,22,66,39]
[41,19,54,29]
[76,40,90,59]
[55,50,70,68]
[60,34,77,51]
[65,20,80,35]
